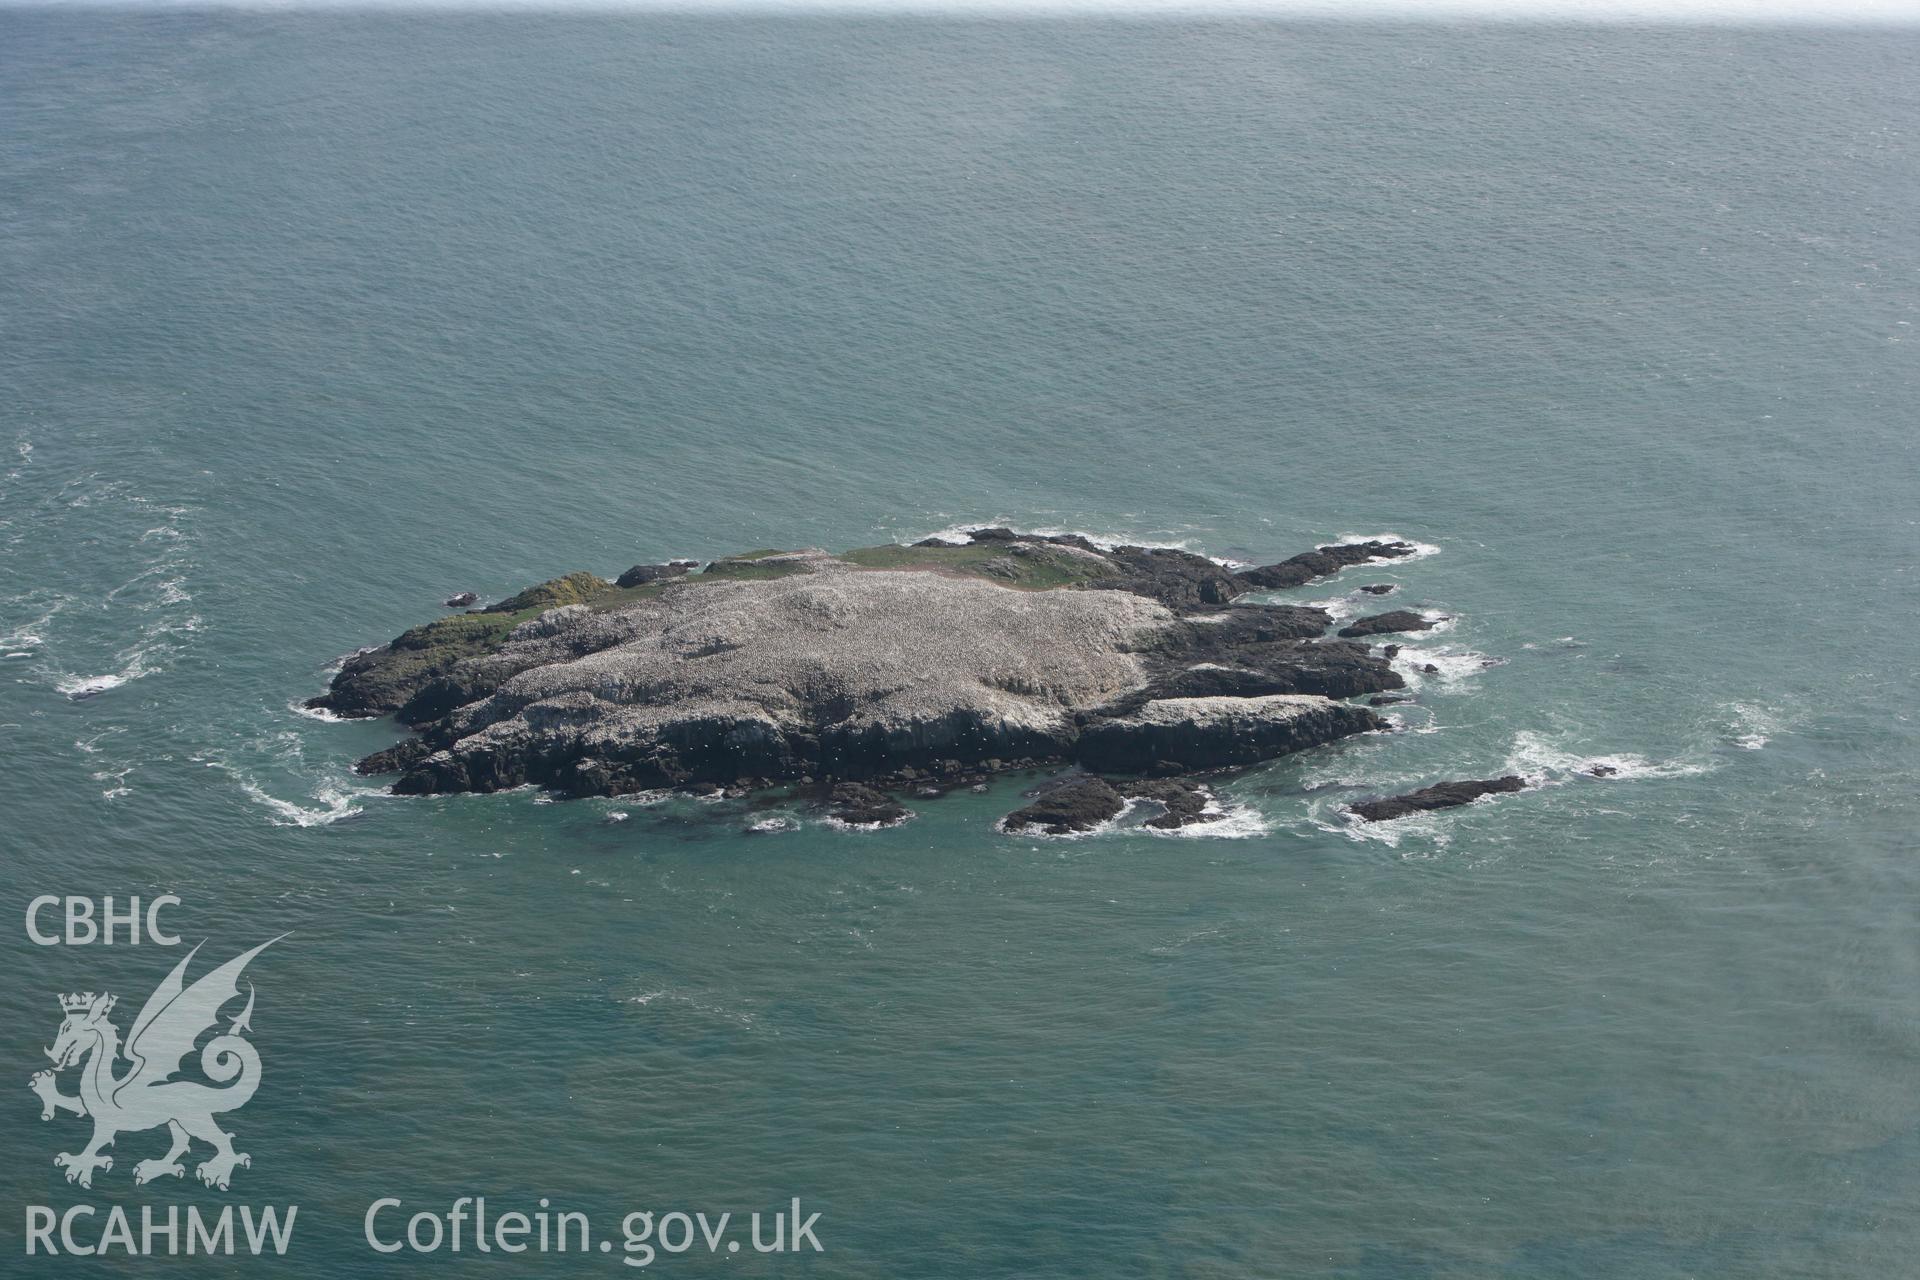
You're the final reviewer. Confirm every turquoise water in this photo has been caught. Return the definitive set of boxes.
[3,14,1917,1276]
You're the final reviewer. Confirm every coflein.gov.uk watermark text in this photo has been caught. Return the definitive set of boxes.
[367,1197,823,1268]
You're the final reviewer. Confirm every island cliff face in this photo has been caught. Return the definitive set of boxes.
[313,530,1419,827]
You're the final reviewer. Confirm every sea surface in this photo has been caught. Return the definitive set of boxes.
[2,14,1916,1277]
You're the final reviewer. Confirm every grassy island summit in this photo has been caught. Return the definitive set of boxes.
[313,529,1435,832]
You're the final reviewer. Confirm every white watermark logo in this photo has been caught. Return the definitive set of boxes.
[29,938,284,1192]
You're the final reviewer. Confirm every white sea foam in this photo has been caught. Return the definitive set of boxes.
[621,988,756,1028]
[60,671,134,700]
[1147,925,1226,956]
[826,812,915,832]
[996,796,1139,840]
[73,727,125,755]
[1380,704,1443,735]
[1503,729,1713,786]
[1305,594,1364,622]
[321,645,379,678]
[1307,796,1454,849]
[237,777,378,827]
[200,742,386,828]
[1719,701,1783,750]
[1332,531,1442,563]
[905,522,1243,565]
[0,597,68,654]
[1142,796,1272,839]
[52,606,200,700]
[1389,645,1503,691]
[289,700,352,723]
[92,765,134,800]
[995,786,1271,840]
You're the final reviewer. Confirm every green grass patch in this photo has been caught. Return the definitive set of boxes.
[840,543,1115,591]
[482,571,613,615]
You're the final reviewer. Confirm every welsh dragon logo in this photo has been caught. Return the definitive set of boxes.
[29,938,283,1191]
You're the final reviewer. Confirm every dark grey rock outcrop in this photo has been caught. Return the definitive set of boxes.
[1348,776,1526,822]
[1338,610,1441,639]
[320,531,1417,819]
[828,783,912,828]
[1002,776,1128,835]
[616,561,696,589]
[1234,540,1420,590]
[1077,695,1385,774]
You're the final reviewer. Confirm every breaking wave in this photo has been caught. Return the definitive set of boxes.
[1504,729,1715,786]
[1388,644,1504,691]
[904,521,1247,565]
[1141,796,1273,839]
[1332,531,1442,563]
[1718,701,1784,751]
[198,730,388,828]
[234,775,381,828]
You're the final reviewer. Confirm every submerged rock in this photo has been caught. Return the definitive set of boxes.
[1359,584,1396,596]
[1338,610,1440,639]
[1348,776,1526,822]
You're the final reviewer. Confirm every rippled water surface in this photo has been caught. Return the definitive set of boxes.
[2,15,1916,1277]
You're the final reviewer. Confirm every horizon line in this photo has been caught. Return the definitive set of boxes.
[6,0,1920,21]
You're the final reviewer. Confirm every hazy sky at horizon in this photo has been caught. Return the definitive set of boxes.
[9,0,1920,18]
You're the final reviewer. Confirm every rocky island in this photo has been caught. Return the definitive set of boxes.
[313,529,1425,831]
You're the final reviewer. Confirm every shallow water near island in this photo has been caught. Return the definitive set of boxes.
[2,16,1917,1278]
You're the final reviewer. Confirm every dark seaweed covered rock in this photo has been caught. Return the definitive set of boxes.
[1338,610,1440,639]
[1348,776,1526,822]
[1002,776,1127,835]
[1235,540,1419,590]
[1359,584,1396,596]
[827,783,911,828]
[443,592,479,608]
[1120,778,1215,830]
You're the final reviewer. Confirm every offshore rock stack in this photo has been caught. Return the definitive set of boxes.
[311,529,1425,830]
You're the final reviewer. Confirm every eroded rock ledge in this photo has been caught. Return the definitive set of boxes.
[313,528,1422,824]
